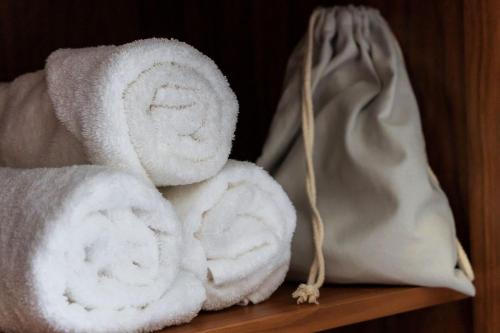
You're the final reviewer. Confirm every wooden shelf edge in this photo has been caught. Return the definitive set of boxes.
[164,284,469,333]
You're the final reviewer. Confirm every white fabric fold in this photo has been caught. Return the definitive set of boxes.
[0,166,205,333]
[162,160,296,310]
[0,38,238,186]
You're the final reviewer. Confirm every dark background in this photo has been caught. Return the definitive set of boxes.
[0,1,472,331]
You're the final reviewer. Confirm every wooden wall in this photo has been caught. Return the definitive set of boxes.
[0,0,494,331]
[0,0,472,238]
[464,0,500,332]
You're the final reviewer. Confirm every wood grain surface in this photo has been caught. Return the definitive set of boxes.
[464,1,500,332]
[0,0,496,332]
[163,284,467,333]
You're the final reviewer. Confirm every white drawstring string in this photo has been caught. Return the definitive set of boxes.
[292,9,326,305]
[427,165,475,281]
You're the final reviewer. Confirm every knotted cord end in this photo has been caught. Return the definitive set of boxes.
[292,283,320,304]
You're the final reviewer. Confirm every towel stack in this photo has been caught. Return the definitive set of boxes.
[0,39,296,333]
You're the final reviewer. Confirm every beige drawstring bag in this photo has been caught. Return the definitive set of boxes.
[258,6,475,304]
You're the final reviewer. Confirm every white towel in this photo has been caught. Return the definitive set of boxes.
[0,166,205,333]
[162,160,296,310]
[0,38,238,185]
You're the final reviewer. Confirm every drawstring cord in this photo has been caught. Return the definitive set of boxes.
[292,9,326,305]
[427,166,475,281]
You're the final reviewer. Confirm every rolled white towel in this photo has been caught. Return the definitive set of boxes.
[0,166,205,333]
[0,38,238,185]
[162,160,296,310]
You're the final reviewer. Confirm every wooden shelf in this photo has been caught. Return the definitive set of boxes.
[163,283,468,333]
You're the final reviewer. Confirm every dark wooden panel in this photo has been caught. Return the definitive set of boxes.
[464,0,500,332]
[0,0,142,77]
[0,0,470,233]
[0,1,480,332]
